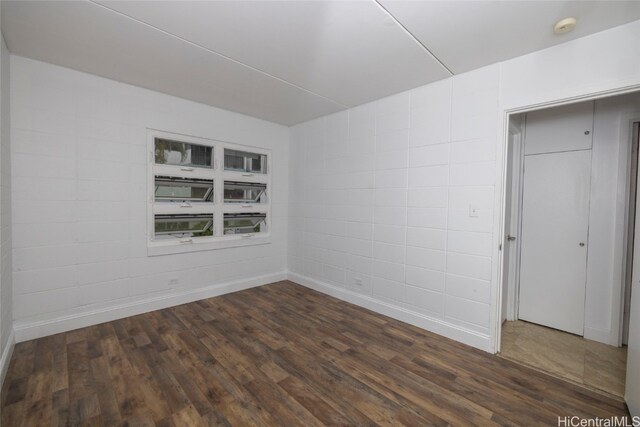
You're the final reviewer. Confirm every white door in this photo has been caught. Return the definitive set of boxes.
[518,150,592,335]
[503,130,523,322]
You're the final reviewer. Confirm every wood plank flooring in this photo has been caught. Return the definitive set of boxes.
[1,281,629,426]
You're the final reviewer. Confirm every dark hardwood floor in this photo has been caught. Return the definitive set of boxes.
[1,281,629,426]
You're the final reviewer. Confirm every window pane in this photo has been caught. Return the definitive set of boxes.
[155,138,213,168]
[155,176,213,203]
[154,214,213,239]
[224,149,267,173]
[224,181,266,203]
[223,213,266,235]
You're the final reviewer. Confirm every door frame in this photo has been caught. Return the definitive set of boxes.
[626,121,640,415]
[620,119,640,345]
[493,85,640,354]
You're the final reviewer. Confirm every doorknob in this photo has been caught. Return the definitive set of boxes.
[507,235,516,241]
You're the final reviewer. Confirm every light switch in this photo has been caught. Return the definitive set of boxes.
[469,205,480,218]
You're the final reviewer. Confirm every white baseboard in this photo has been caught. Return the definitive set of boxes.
[287,272,492,352]
[13,271,287,343]
[0,329,15,389]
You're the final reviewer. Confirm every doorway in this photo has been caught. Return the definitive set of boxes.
[498,93,640,398]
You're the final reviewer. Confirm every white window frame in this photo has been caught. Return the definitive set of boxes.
[147,129,272,256]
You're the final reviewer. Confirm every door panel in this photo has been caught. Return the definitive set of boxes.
[503,130,523,322]
[502,134,514,323]
[518,150,592,335]
[524,101,594,155]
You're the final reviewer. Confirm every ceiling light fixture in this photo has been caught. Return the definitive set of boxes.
[554,17,577,34]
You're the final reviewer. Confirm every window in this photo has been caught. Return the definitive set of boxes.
[148,130,271,255]
[224,181,267,203]
[224,213,267,235]
[155,138,213,169]
[155,176,214,204]
[224,149,267,173]
[154,214,214,239]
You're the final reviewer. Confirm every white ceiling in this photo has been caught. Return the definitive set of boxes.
[2,1,640,126]
[379,0,640,74]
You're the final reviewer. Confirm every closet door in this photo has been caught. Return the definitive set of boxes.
[518,149,591,335]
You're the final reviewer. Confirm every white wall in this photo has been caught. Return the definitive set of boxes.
[289,66,500,350]
[289,20,640,352]
[0,32,13,381]
[10,56,289,341]
[500,21,640,111]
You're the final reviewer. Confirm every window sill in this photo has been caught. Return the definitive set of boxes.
[147,233,272,256]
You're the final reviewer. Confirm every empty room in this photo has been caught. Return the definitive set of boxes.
[0,0,640,425]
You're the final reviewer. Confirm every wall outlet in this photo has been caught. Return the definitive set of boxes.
[354,277,363,286]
